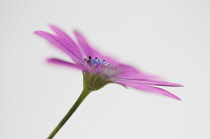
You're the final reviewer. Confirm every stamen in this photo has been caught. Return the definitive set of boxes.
[85,56,113,69]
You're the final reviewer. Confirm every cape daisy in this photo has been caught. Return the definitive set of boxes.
[35,25,182,138]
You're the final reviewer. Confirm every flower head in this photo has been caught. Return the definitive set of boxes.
[35,25,182,100]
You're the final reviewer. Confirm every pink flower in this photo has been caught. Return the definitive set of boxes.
[35,25,182,100]
[35,25,183,138]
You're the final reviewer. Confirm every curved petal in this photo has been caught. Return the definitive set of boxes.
[73,30,92,58]
[47,58,85,71]
[116,80,181,100]
[73,30,121,65]
[35,31,83,64]
[49,25,82,58]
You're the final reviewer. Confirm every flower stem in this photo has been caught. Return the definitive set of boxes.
[47,88,92,139]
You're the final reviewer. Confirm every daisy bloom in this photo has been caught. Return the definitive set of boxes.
[35,25,182,139]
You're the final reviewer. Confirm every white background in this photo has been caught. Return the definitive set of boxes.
[1,0,210,139]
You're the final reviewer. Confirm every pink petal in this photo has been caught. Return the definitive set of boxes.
[35,31,83,64]
[116,80,181,100]
[116,64,159,79]
[114,64,182,87]
[73,30,121,65]
[114,77,183,87]
[49,25,82,58]
[100,54,121,66]
[47,58,85,71]
[73,30,92,58]
[136,80,183,87]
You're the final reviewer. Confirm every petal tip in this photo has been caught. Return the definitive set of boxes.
[172,83,184,87]
[34,30,45,36]
[174,96,182,101]
[34,31,40,35]
[48,24,58,30]
[46,58,54,63]
[73,29,80,35]
[73,29,85,36]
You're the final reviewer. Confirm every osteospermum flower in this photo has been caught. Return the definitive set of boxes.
[35,25,182,139]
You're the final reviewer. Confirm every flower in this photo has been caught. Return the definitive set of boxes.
[35,25,182,100]
[35,25,183,138]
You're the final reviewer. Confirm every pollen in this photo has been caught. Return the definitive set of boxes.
[84,56,111,68]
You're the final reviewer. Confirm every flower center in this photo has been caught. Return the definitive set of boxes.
[84,56,111,67]
[83,56,114,91]
[84,56,118,77]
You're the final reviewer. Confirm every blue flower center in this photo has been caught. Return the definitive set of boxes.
[84,56,111,67]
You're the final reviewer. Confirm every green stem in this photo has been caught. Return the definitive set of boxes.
[47,88,92,139]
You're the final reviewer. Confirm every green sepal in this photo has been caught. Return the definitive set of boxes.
[83,72,112,91]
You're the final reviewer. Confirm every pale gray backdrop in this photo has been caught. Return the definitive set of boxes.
[1,0,210,139]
